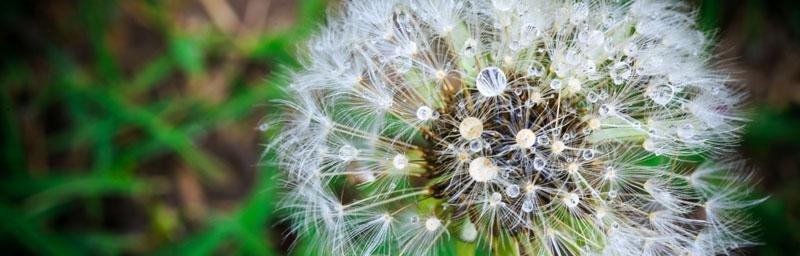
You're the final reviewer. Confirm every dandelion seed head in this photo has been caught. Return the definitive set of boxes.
[270,0,760,255]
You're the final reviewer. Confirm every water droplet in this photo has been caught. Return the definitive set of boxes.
[563,193,580,208]
[521,23,541,41]
[416,106,433,120]
[257,123,269,131]
[586,91,599,103]
[469,140,483,152]
[648,83,675,106]
[609,62,631,85]
[338,145,358,161]
[533,157,546,171]
[564,50,580,65]
[522,200,534,212]
[527,63,545,77]
[598,104,615,116]
[571,4,589,24]
[491,192,503,202]
[506,185,520,198]
[608,190,618,199]
[491,0,514,11]
[500,169,510,179]
[476,67,508,97]
[513,88,524,96]
[395,9,411,25]
[581,150,595,160]
[461,38,478,57]
[410,216,419,224]
[549,79,563,90]
[536,135,550,146]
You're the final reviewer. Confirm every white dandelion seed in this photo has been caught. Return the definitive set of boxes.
[269,0,761,255]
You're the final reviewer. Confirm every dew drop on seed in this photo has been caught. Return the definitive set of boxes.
[469,140,483,152]
[338,145,358,161]
[549,79,563,90]
[521,23,541,41]
[500,170,510,179]
[590,30,605,45]
[586,91,599,103]
[598,104,614,116]
[258,123,269,131]
[648,83,675,106]
[514,88,523,96]
[462,38,477,57]
[582,150,595,160]
[394,10,410,25]
[410,216,419,224]
[565,50,580,65]
[608,190,618,199]
[522,200,534,213]
[491,0,513,11]
[527,63,545,77]
[491,192,503,202]
[564,193,580,208]
[476,67,508,97]
[506,184,520,198]
[533,157,546,171]
[536,135,550,146]
[416,106,433,120]
[609,62,631,85]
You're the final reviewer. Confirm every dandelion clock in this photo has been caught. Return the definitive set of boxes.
[265,0,763,255]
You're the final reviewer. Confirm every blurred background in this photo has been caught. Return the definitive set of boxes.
[0,0,798,255]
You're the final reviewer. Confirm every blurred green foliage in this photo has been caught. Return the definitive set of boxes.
[1,0,799,255]
[1,0,327,254]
